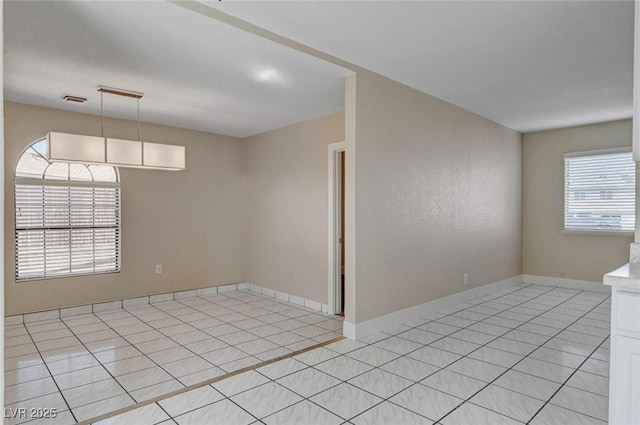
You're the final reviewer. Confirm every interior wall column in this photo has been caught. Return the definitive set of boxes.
[632,0,640,258]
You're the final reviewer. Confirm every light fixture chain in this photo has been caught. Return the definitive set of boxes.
[100,90,104,138]
[138,96,143,164]
[48,85,183,170]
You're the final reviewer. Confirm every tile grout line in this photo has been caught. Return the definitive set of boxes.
[18,323,78,423]
[221,392,264,425]
[7,285,608,425]
[80,311,191,396]
[557,368,609,398]
[75,335,344,425]
[290,285,569,423]
[8,289,339,360]
[294,285,604,424]
[156,291,336,361]
[81,291,308,409]
[83,288,340,405]
[42,317,162,387]
[9,310,341,372]
[246,284,557,424]
[525,310,611,424]
[441,289,608,422]
[153,399,177,424]
[151,295,268,367]
[252,361,347,422]
[31,293,249,420]
[166,288,592,420]
[5,290,344,421]
[145,294,301,372]
[139,292,343,422]
[244,285,610,424]
[4,294,344,425]
[277,285,545,423]
[54,313,147,419]
[145,294,344,423]
[117,303,234,384]
[437,289,611,424]
[327,285,565,423]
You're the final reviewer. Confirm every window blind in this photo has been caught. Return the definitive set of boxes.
[564,149,635,233]
[15,183,120,280]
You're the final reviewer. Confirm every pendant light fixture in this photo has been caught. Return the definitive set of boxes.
[46,86,185,171]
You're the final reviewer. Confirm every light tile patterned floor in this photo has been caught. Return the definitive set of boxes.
[4,290,343,424]
[6,284,611,424]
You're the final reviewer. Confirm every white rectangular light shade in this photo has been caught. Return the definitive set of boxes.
[46,132,185,171]
[143,142,185,170]
[106,138,143,166]
[47,132,105,163]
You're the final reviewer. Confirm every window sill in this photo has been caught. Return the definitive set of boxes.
[562,230,634,237]
[16,270,120,283]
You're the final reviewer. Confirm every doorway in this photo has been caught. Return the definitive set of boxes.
[328,142,346,316]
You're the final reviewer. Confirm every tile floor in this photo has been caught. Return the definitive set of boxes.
[82,283,611,425]
[4,290,343,424]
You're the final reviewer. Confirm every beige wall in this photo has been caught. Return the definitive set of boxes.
[18,79,624,324]
[353,71,523,323]
[244,112,345,304]
[5,102,245,315]
[344,73,357,323]
[523,120,632,283]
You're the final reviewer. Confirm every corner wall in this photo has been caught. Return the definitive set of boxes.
[243,112,345,304]
[353,70,523,324]
[4,102,245,315]
[523,120,632,283]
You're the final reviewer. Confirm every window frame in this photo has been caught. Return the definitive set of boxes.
[563,146,635,236]
[14,139,122,282]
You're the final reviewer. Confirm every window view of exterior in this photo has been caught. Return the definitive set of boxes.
[564,149,635,232]
[14,139,121,280]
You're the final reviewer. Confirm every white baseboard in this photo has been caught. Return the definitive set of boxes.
[6,281,335,326]
[523,274,610,294]
[344,275,524,340]
[7,282,243,325]
[8,273,607,332]
[244,283,329,314]
[343,321,357,340]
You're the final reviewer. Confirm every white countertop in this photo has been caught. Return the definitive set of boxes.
[604,262,640,291]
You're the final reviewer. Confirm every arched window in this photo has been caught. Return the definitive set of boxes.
[15,139,121,280]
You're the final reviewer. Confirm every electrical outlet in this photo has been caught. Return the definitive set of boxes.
[463,272,469,285]
[155,264,162,274]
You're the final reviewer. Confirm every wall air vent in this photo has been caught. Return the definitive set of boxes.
[61,94,87,104]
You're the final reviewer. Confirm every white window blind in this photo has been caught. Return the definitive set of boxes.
[15,182,120,280]
[15,139,120,281]
[564,148,635,233]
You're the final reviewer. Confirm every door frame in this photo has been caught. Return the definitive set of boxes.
[328,142,346,315]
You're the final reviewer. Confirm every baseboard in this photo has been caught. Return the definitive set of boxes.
[6,281,335,327]
[345,275,524,340]
[244,283,329,314]
[7,274,606,330]
[522,274,610,294]
[343,321,357,340]
[6,282,242,325]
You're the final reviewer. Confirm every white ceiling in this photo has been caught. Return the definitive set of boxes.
[4,1,634,137]
[3,1,349,138]
[209,0,633,133]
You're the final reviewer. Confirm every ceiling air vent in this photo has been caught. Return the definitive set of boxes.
[61,94,87,104]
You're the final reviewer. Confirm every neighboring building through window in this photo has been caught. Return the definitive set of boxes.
[15,139,121,280]
[564,147,635,233]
